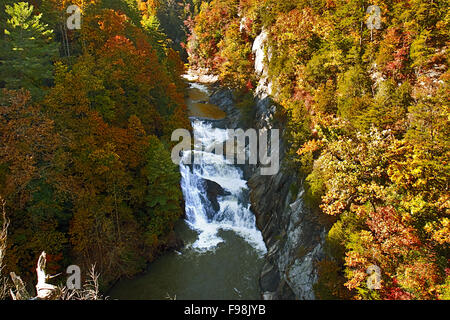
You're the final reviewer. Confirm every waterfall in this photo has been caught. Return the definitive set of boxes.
[180,119,267,255]
[108,82,267,300]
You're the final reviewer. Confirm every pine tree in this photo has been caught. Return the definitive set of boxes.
[0,2,59,100]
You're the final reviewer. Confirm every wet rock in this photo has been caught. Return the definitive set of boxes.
[184,69,219,83]
[260,263,280,293]
[163,230,185,252]
[209,88,243,129]
[202,178,230,213]
[203,79,326,300]
[262,292,275,300]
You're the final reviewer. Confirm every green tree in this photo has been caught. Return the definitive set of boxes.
[0,2,59,100]
[144,136,183,248]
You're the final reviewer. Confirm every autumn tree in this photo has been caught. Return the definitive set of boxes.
[190,0,449,300]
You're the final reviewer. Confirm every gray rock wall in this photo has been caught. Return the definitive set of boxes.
[209,85,325,300]
[247,96,325,299]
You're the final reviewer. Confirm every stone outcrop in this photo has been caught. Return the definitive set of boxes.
[251,29,325,300]
[206,81,325,300]
[209,87,243,129]
[248,170,325,300]
[247,94,325,300]
[203,178,230,214]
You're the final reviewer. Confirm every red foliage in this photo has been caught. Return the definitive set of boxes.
[366,206,422,252]
[379,28,413,81]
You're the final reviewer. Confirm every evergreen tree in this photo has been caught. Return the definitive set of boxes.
[0,2,59,100]
[144,136,183,247]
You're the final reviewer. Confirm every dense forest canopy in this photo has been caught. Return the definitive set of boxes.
[0,0,190,291]
[187,0,449,300]
[0,0,448,300]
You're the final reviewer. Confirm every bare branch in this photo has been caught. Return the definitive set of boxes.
[0,197,10,299]
[35,252,58,300]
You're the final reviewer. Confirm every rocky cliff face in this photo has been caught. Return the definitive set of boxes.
[248,95,325,300]
[249,172,325,300]
[251,30,326,300]
[208,82,325,300]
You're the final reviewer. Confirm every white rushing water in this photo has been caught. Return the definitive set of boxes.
[180,119,267,255]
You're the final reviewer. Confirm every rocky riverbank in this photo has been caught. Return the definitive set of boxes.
[206,82,326,300]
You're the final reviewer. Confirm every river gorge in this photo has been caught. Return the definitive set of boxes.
[108,75,325,300]
[108,80,269,300]
[1,0,444,303]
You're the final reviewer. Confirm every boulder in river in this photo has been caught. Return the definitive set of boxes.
[202,178,230,214]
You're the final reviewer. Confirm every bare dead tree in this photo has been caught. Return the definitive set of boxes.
[165,293,177,300]
[10,251,104,300]
[35,252,59,299]
[1,196,103,300]
[0,197,10,299]
[9,272,31,300]
[9,251,59,300]
[81,264,101,300]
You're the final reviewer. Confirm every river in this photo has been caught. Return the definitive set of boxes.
[107,81,267,300]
